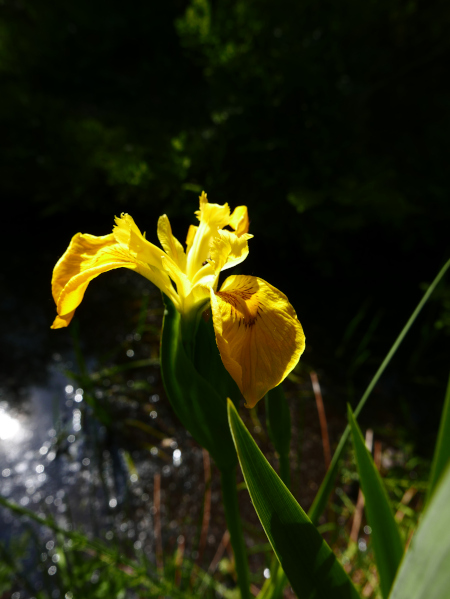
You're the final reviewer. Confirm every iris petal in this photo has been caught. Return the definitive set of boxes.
[113,213,174,272]
[210,230,252,273]
[229,206,250,236]
[195,191,230,229]
[185,224,198,256]
[210,275,305,408]
[157,215,187,271]
[161,256,191,303]
[51,229,179,329]
[187,192,232,278]
[52,232,115,306]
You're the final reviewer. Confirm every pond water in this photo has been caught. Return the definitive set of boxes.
[0,268,223,595]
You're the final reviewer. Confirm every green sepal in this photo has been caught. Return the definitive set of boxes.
[193,312,242,408]
[160,294,237,471]
[228,399,360,599]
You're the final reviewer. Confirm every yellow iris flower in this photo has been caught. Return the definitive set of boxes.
[51,192,305,407]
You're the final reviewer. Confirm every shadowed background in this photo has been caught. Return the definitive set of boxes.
[2,0,450,452]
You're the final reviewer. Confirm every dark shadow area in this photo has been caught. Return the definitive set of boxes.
[1,0,449,594]
[2,1,449,453]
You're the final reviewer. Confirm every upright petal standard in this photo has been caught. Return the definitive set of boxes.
[51,192,305,406]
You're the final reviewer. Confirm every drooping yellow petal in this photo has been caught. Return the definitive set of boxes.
[210,275,305,408]
[52,233,115,306]
[157,214,187,271]
[229,206,250,236]
[51,232,137,329]
[51,230,179,329]
[112,213,182,302]
[52,310,76,329]
[209,230,252,273]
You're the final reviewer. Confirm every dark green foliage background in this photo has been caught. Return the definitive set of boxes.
[2,0,450,443]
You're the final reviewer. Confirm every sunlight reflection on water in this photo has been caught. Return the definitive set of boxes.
[0,405,21,441]
[0,351,196,571]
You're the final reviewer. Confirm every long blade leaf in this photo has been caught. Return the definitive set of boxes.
[308,257,450,524]
[389,463,450,599]
[227,400,360,599]
[426,371,450,504]
[348,406,403,598]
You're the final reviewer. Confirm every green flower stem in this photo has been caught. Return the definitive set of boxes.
[278,453,291,489]
[220,467,251,599]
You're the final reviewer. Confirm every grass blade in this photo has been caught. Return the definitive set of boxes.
[348,406,403,598]
[227,400,360,599]
[389,463,450,599]
[308,257,450,525]
[426,371,450,504]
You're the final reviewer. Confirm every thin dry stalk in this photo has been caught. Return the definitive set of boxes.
[350,429,374,543]
[395,486,418,523]
[405,527,415,551]
[374,440,382,470]
[208,529,230,574]
[310,371,331,469]
[174,534,185,587]
[225,536,234,561]
[153,472,164,573]
[362,581,374,597]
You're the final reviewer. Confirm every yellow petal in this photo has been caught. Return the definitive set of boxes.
[52,310,76,329]
[210,275,305,408]
[187,192,231,278]
[229,206,250,236]
[190,261,216,286]
[183,282,213,315]
[52,232,115,305]
[113,213,166,270]
[51,229,179,329]
[160,255,191,305]
[51,233,135,328]
[113,213,185,303]
[157,214,187,271]
[210,230,252,273]
[195,191,230,229]
[185,224,198,257]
